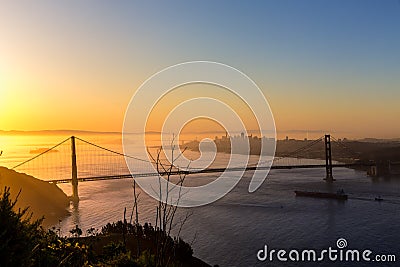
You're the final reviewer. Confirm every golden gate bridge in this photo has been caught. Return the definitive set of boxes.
[6,135,374,201]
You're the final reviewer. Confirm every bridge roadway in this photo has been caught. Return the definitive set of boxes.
[49,162,374,184]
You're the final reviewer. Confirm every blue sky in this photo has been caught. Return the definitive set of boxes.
[0,0,399,137]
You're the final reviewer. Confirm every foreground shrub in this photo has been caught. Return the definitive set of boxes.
[0,187,43,266]
[0,186,198,267]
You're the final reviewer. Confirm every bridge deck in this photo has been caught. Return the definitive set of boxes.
[49,163,373,184]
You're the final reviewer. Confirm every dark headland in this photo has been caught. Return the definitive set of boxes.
[0,166,70,226]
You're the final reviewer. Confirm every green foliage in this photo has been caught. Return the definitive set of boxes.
[102,251,138,267]
[70,224,83,237]
[102,241,128,260]
[135,250,155,267]
[0,187,91,267]
[101,221,193,261]
[173,237,193,262]
[32,229,92,267]
[86,227,98,237]
[99,242,138,266]
[0,186,196,267]
[0,187,43,267]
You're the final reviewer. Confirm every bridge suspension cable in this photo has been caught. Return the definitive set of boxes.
[274,135,325,161]
[6,134,370,188]
[75,137,149,162]
[11,137,71,169]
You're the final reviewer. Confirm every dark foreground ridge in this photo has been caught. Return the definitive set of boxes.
[0,186,211,267]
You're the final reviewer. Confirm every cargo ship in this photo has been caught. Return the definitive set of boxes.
[294,190,348,200]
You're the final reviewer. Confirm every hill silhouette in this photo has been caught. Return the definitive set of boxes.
[0,167,69,226]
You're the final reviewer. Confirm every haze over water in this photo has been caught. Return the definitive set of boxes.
[1,133,399,266]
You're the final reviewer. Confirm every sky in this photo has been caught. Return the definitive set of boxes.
[0,0,399,139]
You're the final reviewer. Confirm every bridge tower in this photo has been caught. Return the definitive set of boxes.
[71,136,79,201]
[324,134,334,182]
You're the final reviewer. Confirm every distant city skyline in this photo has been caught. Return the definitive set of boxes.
[0,128,392,141]
[1,1,399,138]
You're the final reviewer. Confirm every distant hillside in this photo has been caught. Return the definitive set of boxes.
[0,167,69,226]
[358,138,400,143]
[0,130,164,135]
[0,129,120,136]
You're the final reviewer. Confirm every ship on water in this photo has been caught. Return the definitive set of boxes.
[294,190,348,200]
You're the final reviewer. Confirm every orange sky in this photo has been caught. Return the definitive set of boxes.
[1,66,399,139]
[1,2,399,139]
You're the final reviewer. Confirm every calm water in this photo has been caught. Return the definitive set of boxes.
[1,134,399,266]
